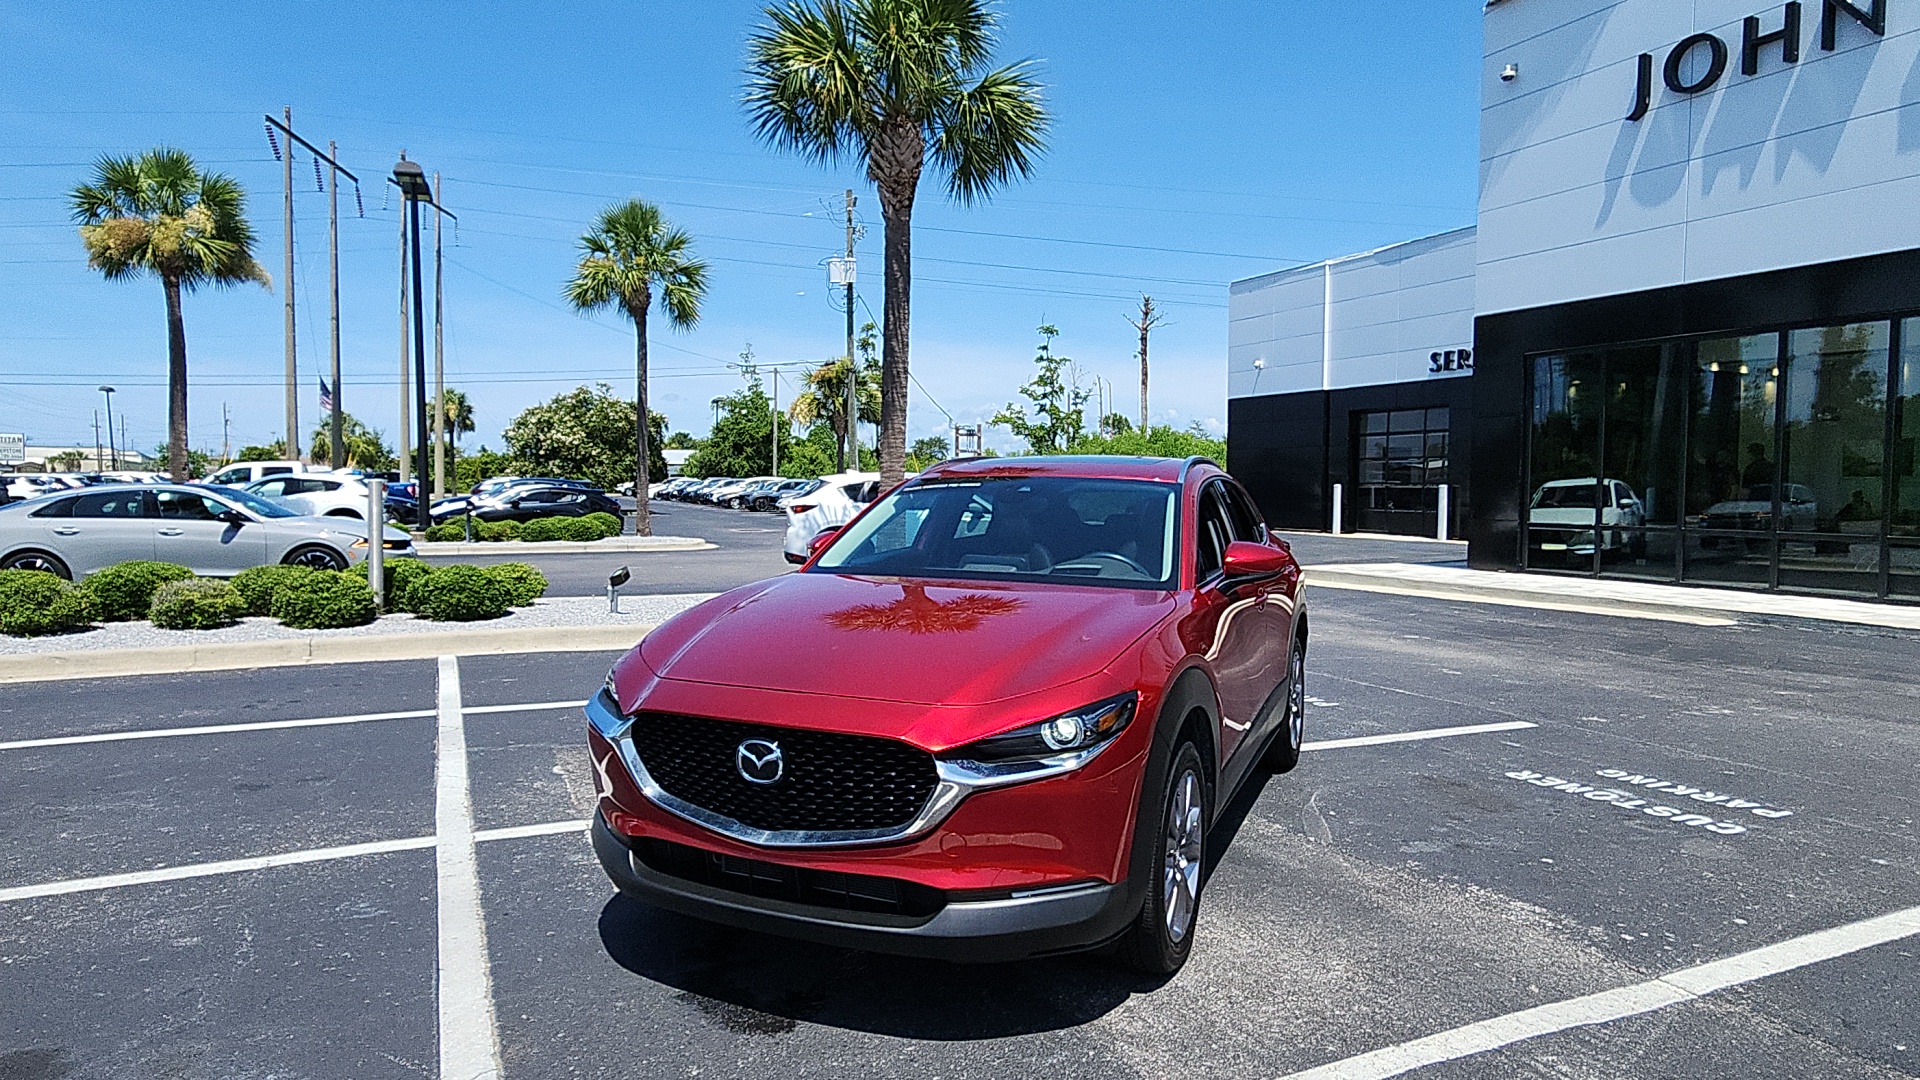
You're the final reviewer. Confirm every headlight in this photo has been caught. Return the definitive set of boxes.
[590,668,631,741]
[945,693,1137,765]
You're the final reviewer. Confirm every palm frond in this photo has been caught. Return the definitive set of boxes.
[564,198,707,329]
[745,0,874,162]
[932,60,1047,202]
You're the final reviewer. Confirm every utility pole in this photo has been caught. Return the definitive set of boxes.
[281,106,298,463]
[771,368,780,477]
[222,403,231,463]
[397,153,411,483]
[93,411,102,471]
[843,189,858,472]
[1129,295,1164,433]
[432,172,445,499]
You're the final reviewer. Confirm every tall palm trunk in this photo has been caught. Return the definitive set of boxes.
[873,123,922,485]
[163,274,189,481]
[629,295,653,538]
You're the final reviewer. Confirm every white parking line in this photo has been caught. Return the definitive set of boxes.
[473,819,590,842]
[1301,721,1538,752]
[0,699,589,753]
[1277,902,1920,1080]
[0,835,440,903]
[434,656,504,1080]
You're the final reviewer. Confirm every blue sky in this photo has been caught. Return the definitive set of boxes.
[1,2,1480,458]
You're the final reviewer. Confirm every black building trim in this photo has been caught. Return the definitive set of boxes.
[1469,245,1920,571]
[1228,377,1475,534]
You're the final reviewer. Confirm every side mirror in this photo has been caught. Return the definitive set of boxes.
[808,527,842,558]
[216,509,249,525]
[1223,540,1291,577]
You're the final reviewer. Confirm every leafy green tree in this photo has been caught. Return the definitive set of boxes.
[72,148,269,481]
[438,388,475,454]
[664,431,702,450]
[308,413,397,472]
[453,447,517,493]
[502,384,668,491]
[235,442,287,462]
[45,450,85,472]
[907,435,950,471]
[746,0,1048,484]
[564,199,708,535]
[1099,413,1133,436]
[992,325,1089,455]
[788,352,881,470]
[152,445,218,478]
[1069,423,1225,462]
[685,376,797,479]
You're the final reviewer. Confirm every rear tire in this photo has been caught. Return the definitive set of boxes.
[1115,741,1207,976]
[1262,640,1305,773]
[284,545,347,572]
[1,549,71,579]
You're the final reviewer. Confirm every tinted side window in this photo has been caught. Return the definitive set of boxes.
[155,490,222,520]
[1222,482,1263,543]
[251,479,290,498]
[30,497,77,519]
[262,467,293,477]
[71,492,151,518]
[1195,483,1232,581]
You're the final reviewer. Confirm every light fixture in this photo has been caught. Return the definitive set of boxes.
[1501,63,1520,82]
[1708,362,1721,373]
[1739,364,1750,375]
[1252,358,1266,369]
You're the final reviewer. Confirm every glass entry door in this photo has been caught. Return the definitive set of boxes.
[1353,408,1450,536]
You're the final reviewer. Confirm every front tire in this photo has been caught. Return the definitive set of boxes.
[284,545,347,572]
[1115,741,1207,976]
[1262,640,1305,773]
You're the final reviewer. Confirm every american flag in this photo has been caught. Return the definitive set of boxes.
[319,377,334,414]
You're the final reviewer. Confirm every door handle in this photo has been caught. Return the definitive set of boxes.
[52,527,79,536]
[157,527,184,537]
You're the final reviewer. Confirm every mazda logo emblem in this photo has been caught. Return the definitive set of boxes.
[735,739,784,785]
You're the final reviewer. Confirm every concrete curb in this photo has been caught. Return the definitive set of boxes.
[0,624,655,685]
[1305,565,1920,630]
[415,536,713,556]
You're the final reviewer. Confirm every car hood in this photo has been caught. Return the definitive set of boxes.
[639,572,1178,706]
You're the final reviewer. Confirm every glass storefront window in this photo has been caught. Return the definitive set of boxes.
[1896,319,1920,541]
[1602,344,1685,580]
[1354,408,1451,536]
[1683,334,1781,589]
[1776,324,1889,594]
[1528,353,1604,571]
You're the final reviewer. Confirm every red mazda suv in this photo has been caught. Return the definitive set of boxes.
[587,455,1306,974]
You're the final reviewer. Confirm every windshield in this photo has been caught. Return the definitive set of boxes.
[809,476,1179,588]
[217,487,300,519]
[1532,483,1598,509]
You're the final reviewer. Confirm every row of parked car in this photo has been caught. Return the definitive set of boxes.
[648,472,886,564]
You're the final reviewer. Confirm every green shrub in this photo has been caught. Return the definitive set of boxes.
[582,511,623,538]
[423,523,465,543]
[82,561,194,621]
[391,558,435,612]
[486,562,548,607]
[562,517,608,542]
[516,517,565,542]
[475,519,519,542]
[231,565,316,616]
[413,564,513,622]
[148,578,249,630]
[0,570,95,636]
[269,570,377,629]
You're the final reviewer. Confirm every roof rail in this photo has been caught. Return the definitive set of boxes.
[1177,456,1221,482]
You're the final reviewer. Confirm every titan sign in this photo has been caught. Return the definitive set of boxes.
[1626,0,1886,121]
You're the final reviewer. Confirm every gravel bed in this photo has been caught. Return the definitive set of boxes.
[0,593,716,655]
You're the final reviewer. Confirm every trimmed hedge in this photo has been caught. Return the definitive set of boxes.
[420,514,619,544]
[486,562,548,607]
[149,578,249,630]
[413,564,513,622]
[582,511,624,538]
[0,569,95,637]
[269,570,378,629]
[423,523,466,542]
[83,561,194,621]
[475,519,519,542]
[231,565,316,616]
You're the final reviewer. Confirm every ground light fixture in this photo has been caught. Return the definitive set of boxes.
[608,566,631,613]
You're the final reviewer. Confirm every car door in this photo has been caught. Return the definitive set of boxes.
[1190,480,1273,768]
[36,490,155,576]
[1220,479,1297,752]
[153,489,266,575]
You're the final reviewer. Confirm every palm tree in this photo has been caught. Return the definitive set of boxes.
[788,355,881,468]
[71,148,268,481]
[564,199,707,537]
[438,388,475,455]
[745,0,1047,483]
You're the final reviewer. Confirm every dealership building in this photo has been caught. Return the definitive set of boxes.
[1228,0,1920,602]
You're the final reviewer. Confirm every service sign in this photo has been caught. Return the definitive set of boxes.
[0,433,23,466]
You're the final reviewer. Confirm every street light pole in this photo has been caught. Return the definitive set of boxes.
[432,172,445,500]
[98,386,116,469]
[393,158,433,531]
[282,106,298,464]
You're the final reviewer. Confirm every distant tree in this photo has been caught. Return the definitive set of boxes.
[664,430,702,450]
[502,384,667,492]
[154,444,218,477]
[438,388,475,454]
[564,199,708,536]
[685,376,797,479]
[72,148,269,481]
[1100,413,1133,437]
[746,0,1048,483]
[308,414,397,472]
[453,447,517,494]
[907,435,950,471]
[234,442,287,462]
[992,325,1089,455]
[45,450,85,472]
[788,355,881,470]
[1069,423,1225,462]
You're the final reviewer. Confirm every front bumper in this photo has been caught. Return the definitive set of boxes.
[591,812,1135,962]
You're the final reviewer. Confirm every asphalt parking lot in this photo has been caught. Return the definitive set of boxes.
[2,589,1915,1080]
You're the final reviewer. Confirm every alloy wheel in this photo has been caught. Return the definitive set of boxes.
[1162,768,1204,943]
[1288,646,1306,752]
[288,547,346,572]
[3,552,66,578]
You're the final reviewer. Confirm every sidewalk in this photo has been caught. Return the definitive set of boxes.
[1307,562,1920,631]
[0,593,716,684]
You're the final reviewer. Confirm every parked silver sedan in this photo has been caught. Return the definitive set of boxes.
[0,483,412,579]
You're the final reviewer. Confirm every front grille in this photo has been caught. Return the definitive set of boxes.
[632,836,946,917]
[628,712,938,833]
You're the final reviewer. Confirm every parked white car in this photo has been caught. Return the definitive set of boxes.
[782,471,883,563]
[0,483,411,579]
[204,460,316,487]
[1528,477,1646,556]
[5,475,71,501]
[244,473,380,519]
